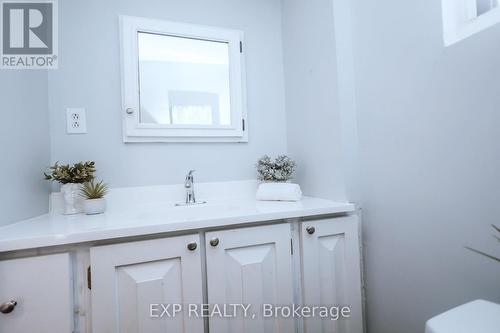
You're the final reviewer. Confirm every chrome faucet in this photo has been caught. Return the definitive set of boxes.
[184,170,196,204]
[175,170,206,206]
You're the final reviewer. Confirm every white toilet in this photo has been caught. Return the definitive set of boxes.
[425,300,500,333]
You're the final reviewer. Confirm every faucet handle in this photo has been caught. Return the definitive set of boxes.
[185,170,196,188]
[186,170,196,181]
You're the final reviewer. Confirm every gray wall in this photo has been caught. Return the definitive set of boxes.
[281,0,347,201]
[48,0,288,187]
[0,71,50,226]
[350,1,500,332]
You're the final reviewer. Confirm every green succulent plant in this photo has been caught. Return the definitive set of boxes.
[44,161,96,184]
[80,180,108,200]
[466,225,500,263]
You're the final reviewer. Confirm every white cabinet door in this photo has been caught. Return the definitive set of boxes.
[206,223,294,333]
[90,235,204,333]
[301,216,363,333]
[0,253,73,333]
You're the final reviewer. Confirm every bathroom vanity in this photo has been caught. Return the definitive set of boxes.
[0,181,363,333]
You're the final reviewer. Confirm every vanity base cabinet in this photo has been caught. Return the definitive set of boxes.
[0,253,73,333]
[300,216,363,333]
[205,223,295,333]
[90,234,204,333]
[1,214,363,333]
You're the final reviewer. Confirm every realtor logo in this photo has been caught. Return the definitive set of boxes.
[1,0,58,69]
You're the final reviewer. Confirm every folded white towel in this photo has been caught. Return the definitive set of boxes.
[256,183,302,202]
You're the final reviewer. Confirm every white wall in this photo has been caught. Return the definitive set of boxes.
[351,1,500,332]
[282,0,500,332]
[281,0,347,201]
[0,71,50,226]
[48,0,287,187]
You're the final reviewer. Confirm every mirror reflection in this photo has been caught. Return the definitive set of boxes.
[137,32,231,126]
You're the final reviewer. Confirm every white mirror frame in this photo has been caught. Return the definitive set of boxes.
[119,16,248,143]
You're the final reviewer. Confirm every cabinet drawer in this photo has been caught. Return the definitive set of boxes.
[0,253,73,333]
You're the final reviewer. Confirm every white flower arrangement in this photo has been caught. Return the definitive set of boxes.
[256,155,296,182]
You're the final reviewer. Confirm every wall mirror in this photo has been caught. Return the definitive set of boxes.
[120,16,247,142]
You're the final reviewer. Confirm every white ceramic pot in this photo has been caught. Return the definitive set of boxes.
[61,183,84,215]
[83,198,106,215]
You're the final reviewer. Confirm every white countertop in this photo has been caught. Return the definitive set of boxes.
[0,181,354,253]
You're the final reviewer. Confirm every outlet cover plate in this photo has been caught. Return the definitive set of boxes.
[66,108,87,134]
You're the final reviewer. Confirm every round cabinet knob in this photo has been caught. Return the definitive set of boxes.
[306,226,316,235]
[187,242,197,251]
[209,238,220,247]
[0,301,17,314]
[125,108,134,115]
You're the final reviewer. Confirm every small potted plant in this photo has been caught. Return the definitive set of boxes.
[256,155,297,183]
[255,155,302,201]
[44,161,96,215]
[80,180,109,215]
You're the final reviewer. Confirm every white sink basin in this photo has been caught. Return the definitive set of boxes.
[131,201,244,221]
